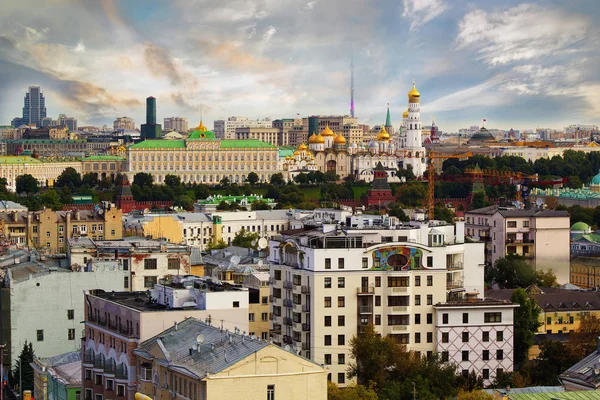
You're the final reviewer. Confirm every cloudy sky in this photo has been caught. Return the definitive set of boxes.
[0,0,598,132]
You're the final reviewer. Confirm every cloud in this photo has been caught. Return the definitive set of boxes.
[425,75,509,113]
[143,42,186,85]
[73,40,86,53]
[170,92,201,112]
[305,1,316,10]
[456,3,591,65]
[55,79,142,114]
[263,26,277,42]
[403,0,447,31]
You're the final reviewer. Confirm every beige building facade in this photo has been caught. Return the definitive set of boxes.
[0,156,82,191]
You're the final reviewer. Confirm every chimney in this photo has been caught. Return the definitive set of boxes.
[174,321,178,331]
[499,197,506,207]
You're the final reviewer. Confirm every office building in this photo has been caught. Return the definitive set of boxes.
[22,86,47,127]
[133,318,327,400]
[113,117,135,130]
[213,117,273,140]
[140,97,162,140]
[163,117,189,133]
[235,126,284,146]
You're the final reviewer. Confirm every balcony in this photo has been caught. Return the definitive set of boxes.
[302,304,311,312]
[283,317,293,326]
[447,280,464,289]
[293,302,303,312]
[359,305,373,314]
[283,299,293,308]
[301,285,310,294]
[388,306,408,313]
[283,281,293,289]
[116,365,128,380]
[447,262,463,271]
[357,287,375,295]
[391,325,408,332]
[272,323,282,334]
[283,335,293,345]
[302,342,311,350]
[302,323,311,332]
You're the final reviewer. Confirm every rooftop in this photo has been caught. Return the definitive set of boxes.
[486,287,600,311]
[128,139,277,150]
[560,344,600,390]
[467,205,570,218]
[69,237,188,252]
[81,155,126,161]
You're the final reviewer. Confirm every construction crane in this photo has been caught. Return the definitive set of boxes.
[464,167,538,202]
[427,151,472,220]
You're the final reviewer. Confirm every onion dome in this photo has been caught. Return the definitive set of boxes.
[403,109,409,118]
[368,140,378,148]
[194,120,208,131]
[334,133,347,144]
[321,123,334,137]
[293,150,300,156]
[308,133,325,144]
[376,125,390,141]
[298,143,308,151]
[408,80,420,103]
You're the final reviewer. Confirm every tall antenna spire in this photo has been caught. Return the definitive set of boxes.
[350,56,355,118]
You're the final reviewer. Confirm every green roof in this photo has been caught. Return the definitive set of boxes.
[219,140,276,149]
[130,140,186,149]
[510,391,600,399]
[385,105,392,127]
[0,156,42,164]
[188,130,216,139]
[571,222,590,231]
[279,149,294,158]
[81,155,126,161]
[197,195,275,205]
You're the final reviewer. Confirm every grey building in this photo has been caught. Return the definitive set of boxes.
[23,86,47,127]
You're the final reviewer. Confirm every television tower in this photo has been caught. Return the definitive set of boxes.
[350,56,355,118]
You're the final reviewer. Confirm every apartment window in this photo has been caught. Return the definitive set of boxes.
[267,384,275,400]
[482,331,490,342]
[427,332,433,343]
[338,373,345,385]
[375,277,381,287]
[462,351,469,361]
[388,276,409,287]
[233,301,240,308]
[324,316,331,327]
[362,257,368,268]
[37,330,44,341]
[117,385,126,397]
[338,277,345,288]
[124,276,129,289]
[144,259,157,270]
[324,277,331,288]
[463,313,469,323]
[375,296,381,307]
[95,374,103,385]
[507,221,517,228]
[325,258,331,269]
[441,351,449,362]
[484,312,502,323]
[67,309,74,320]
[338,335,345,345]
[523,221,529,227]
[375,315,381,325]
[497,331,504,341]
[427,313,432,324]
[415,313,421,324]
[262,312,268,322]
[415,295,421,306]
[262,296,268,305]
[168,258,180,270]
[106,379,114,391]
[427,294,433,305]
[338,316,345,326]
[324,354,332,365]
[325,335,332,346]
[482,369,490,380]
[415,332,421,343]
[482,350,489,361]
[415,276,421,286]
[496,350,504,360]
[462,332,469,342]
[427,256,433,268]
[293,275,301,285]
[68,329,75,340]
[85,369,92,380]
[338,354,345,364]
[338,258,345,269]
[249,313,255,322]
[427,275,433,286]
[324,297,331,308]
[144,276,157,288]
[442,332,449,343]
[338,297,345,307]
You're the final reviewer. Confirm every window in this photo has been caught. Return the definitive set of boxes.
[338,277,345,288]
[462,332,469,342]
[388,277,409,287]
[427,275,433,286]
[462,351,469,361]
[496,331,504,341]
[85,369,92,380]
[442,332,449,343]
[523,221,529,227]
[262,296,268,304]
[441,351,449,362]
[482,331,490,342]
[325,258,331,269]
[95,374,103,385]
[362,258,368,268]
[249,313,255,322]
[338,335,345,345]
[461,370,469,378]
[507,221,517,228]
[484,312,502,323]
[324,277,331,288]
[68,329,75,340]
[427,294,433,305]
[375,314,381,325]
[46,231,50,237]
[324,297,331,308]
[427,256,433,268]
[324,354,332,365]
[463,313,469,323]
[106,379,114,391]
[324,335,332,346]
[267,384,275,400]
[415,332,421,343]
[67,309,74,320]
[427,313,432,324]
[415,314,421,324]
[144,276,157,288]
[375,296,381,306]
[338,316,345,326]
[262,312,268,322]
[168,258,180,270]
[262,332,268,340]
[496,350,504,360]
[375,277,381,287]
[482,350,489,360]
[111,230,115,236]
[338,373,345,384]
[415,295,421,306]
[117,385,126,397]
[338,296,345,307]
[415,276,421,286]
[233,301,240,308]
[124,276,129,289]
[482,369,489,380]
[144,259,157,270]
[427,332,433,343]
[338,258,345,269]
[324,316,331,326]
[338,354,345,364]
[37,330,44,341]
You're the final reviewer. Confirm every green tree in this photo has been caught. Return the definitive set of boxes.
[389,206,410,222]
[470,192,490,210]
[536,269,559,288]
[16,174,39,196]
[133,172,154,188]
[251,200,271,210]
[216,200,230,211]
[293,173,310,185]
[246,172,260,186]
[325,170,339,182]
[194,184,211,200]
[526,340,580,385]
[270,173,285,186]
[572,314,600,357]
[205,239,228,251]
[456,390,494,400]
[82,172,99,188]
[39,188,63,210]
[485,256,537,288]
[219,176,230,187]
[12,341,35,394]
[55,167,81,190]
[396,183,426,207]
[327,382,378,400]
[175,195,194,211]
[434,203,455,223]
[164,174,182,190]
[231,229,259,248]
[511,288,541,366]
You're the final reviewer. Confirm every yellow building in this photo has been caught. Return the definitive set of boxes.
[570,257,600,289]
[80,155,126,181]
[0,156,82,191]
[0,204,122,253]
[134,317,327,400]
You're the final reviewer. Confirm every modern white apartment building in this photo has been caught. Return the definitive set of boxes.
[163,117,189,132]
[268,220,487,385]
[213,117,273,139]
[235,127,284,146]
[434,294,517,386]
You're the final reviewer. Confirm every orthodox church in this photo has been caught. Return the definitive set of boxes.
[398,79,428,178]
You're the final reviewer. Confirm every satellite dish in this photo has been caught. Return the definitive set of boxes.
[258,238,268,249]
[230,255,240,265]
[98,208,104,215]
[192,344,198,351]
[284,345,291,352]
[196,334,205,344]
[251,239,258,247]
[536,198,543,206]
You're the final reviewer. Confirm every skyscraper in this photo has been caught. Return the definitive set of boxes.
[140,96,162,140]
[22,86,47,127]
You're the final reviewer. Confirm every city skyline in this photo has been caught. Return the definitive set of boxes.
[0,0,598,132]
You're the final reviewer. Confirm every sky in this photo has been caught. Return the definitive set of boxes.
[0,0,598,132]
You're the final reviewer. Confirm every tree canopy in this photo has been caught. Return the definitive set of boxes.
[16,174,39,196]
[55,167,81,190]
[510,288,541,366]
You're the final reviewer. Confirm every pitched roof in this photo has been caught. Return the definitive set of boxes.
[486,288,600,311]
[467,205,569,218]
[560,347,600,390]
[129,140,186,149]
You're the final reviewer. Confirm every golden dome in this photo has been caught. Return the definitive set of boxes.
[321,123,334,137]
[194,120,208,131]
[298,143,308,151]
[408,80,420,103]
[403,109,409,118]
[334,133,347,144]
[377,125,390,141]
[309,133,325,144]
[293,150,300,156]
